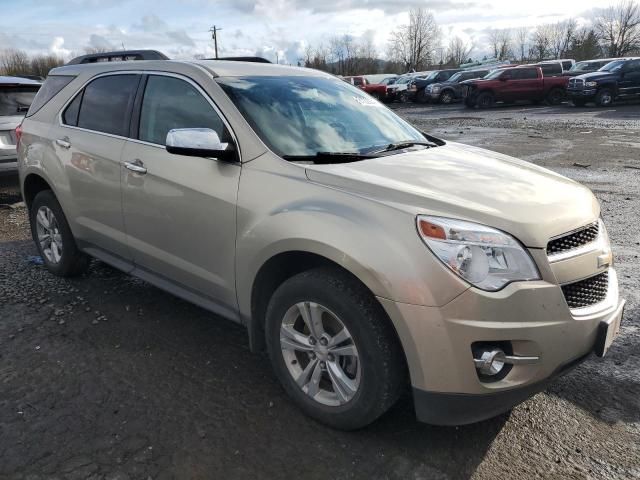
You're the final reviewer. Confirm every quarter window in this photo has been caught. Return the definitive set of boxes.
[76,75,139,136]
[62,91,82,126]
[138,75,225,146]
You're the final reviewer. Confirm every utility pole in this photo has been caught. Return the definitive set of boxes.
[209,26,222,59]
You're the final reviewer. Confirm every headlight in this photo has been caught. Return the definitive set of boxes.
[585,81,598,87]
[416,215,540,291]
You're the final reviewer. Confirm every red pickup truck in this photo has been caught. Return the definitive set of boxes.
[461,65,569,108]
[344,76,389,101]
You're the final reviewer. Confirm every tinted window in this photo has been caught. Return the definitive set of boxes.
[139,75,225,146]
[514,68,538,79]
[626,60,640,72]
[0,86,40,116]
[353,78,363,86]
[77,75,139,136]
[62,91,83,126]
[26,75,72,117]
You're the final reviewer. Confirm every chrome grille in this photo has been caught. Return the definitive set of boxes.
[568,78,584,89]
[547,222,599,256]
[561,271,609,309]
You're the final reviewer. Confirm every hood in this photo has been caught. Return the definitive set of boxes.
[573,71,616,82]
[305,142,599,248]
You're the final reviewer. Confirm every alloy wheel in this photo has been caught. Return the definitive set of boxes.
[280,301,361,406]
[36,206,63,264]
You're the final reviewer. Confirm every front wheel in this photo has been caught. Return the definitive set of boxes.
[476,91,494,108]
[595,88,614,107]
[265,267,405,430]
[29,190,90,277]
[439,90,454,104]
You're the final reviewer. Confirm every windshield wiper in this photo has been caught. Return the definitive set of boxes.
[282,152,378,164]
[368,141,437,155]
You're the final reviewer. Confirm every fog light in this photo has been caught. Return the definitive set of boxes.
[474,349,506,376]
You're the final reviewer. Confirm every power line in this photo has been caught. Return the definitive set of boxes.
[208,26,222,59]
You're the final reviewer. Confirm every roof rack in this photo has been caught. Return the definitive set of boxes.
[66,50,169,65]
[206,56,272,63]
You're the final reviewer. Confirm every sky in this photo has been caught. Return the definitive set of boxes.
[0,0,607,64]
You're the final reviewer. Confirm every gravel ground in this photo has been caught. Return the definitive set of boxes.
[0,103,639,480]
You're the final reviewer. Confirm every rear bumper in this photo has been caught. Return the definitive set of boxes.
[0,155,18,174]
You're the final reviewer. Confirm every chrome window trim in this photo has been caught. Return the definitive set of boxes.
[56,69,242,162]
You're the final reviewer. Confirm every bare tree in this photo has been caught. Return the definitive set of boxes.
[488,29,512,60]
[0,49,31,76]
[388,8,441,71]
[515,27,530,62]
[445,36,472,67]
[531,24,552,61]
[548,19,577,58]
[595,0,640,56]
[30,54,65,77]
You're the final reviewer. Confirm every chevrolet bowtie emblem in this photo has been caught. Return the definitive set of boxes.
[598,250,613,268]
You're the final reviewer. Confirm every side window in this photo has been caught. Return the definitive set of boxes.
[26,75,74,117]
[627,60,640,73]
[138,75,225,146]
[77,75,139,137]
[520,69,538,79]
[62,91,83,126]
[353,78,363,86]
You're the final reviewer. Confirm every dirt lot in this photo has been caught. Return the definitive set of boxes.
[1,103,639,480]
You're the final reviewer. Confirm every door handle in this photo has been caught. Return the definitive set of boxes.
[123,159,147,174]
[55,138,71,149]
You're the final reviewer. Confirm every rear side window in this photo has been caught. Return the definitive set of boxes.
[26,75,73,117]
[138,75,225,146]
[514,68,538,80]
[0,86,40,116]
[77,75,139,136]
[62,91,83,126]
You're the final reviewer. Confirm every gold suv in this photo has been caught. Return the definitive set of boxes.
[17,59,625,430]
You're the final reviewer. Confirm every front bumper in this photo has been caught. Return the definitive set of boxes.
[378,267,624,425]
[567,88,597,99]
[0,156,18,174]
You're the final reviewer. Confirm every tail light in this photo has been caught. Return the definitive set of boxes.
[15,124,23,147]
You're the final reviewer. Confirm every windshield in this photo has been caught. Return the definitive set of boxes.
[0,86,39,116]
[570,62,593,72]
[424,71,439,80]
[380,77,396,85]
[396,76,413,84]
[599,60,625,72]
[217,76,425,157]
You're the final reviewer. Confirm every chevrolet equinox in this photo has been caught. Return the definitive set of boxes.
[17,60,625,430]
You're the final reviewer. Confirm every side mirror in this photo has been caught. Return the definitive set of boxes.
[165,128,237,161]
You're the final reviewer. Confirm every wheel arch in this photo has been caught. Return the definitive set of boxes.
[22,172,54,210]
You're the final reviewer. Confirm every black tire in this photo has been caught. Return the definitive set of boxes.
[265,267,405,430]
[439,90,454,104]
[476,91,494,109]
[398,91,410,103]
[414,89,429,104]
[29,190,90,277]
[546,88,565,106]
[595,88,614,107]
[571,99,587,107]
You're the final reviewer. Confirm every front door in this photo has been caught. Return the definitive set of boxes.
[121,73,241,313]
[619,60,640,97]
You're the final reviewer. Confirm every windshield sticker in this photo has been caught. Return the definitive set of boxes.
[352,96,381,107]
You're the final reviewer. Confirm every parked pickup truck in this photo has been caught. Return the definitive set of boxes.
[343,76,389,101]
[566,57,640,107]
[461,65,569,108]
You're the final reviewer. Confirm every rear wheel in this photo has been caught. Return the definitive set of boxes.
[476,91,494,109]
[595,88,614,107]
[265,267,405,430]
[546,88,565,106]
[439,90,454,104]
[29,190,90,277]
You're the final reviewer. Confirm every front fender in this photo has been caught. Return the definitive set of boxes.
[235,153,469,321]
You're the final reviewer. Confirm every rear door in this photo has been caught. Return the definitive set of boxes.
[120,73,241,313]
[503,68,540,101]
[53,73,140,262]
